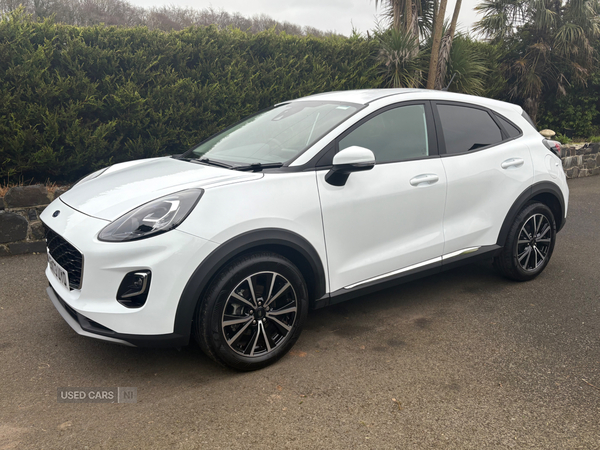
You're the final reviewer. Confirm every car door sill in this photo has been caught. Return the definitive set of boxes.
[313,245,502,309]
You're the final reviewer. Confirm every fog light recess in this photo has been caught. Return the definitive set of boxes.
[117,270,151,308]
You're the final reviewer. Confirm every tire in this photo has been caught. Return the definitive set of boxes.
[195,251,309,371]
[494,202,557,281]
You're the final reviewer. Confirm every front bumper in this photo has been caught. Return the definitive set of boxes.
[46,286,189,347]
[41,199,219,339]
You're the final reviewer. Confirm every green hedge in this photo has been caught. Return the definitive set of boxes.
[0,12,382,183]
[538,72,600,138]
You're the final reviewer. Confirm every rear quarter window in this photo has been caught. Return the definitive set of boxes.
[494,113,522,139]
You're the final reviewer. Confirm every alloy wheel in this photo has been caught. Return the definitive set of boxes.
[516,213,552,271]
[221,271,298,357]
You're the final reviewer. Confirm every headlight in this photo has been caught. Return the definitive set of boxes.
[73,167,109,187]
[98,189,204,242]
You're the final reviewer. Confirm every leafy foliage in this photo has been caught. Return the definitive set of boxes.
[444,34,488,95]
[538,71,600,137]
[0,11,382,183]
[474,0,600,122]
[374,26,423,87]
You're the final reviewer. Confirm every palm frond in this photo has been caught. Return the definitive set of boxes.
[444,33,488,95]
[530,0,557,31]
[473,0,527,40]
[374,27,423,87]
[554,23,593,63]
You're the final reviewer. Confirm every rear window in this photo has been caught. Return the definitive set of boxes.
[437,104,503,154]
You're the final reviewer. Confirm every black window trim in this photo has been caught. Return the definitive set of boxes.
[431,100,522,157]
[491,111,523,142]
[313,100,439,169]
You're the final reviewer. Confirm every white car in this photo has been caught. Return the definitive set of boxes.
[41,89,569,370]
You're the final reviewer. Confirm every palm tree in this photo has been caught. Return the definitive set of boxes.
[374,0,420,37]
[474,0,600,122]
[375,26,424,87]
[434,0,463,89]
[426,0,449,88]
[372,0,467,90]
[444,33,489,95]
[373,0,426,86]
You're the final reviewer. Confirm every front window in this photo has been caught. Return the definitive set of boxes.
[184,101,362,166]
[339,104,430,163]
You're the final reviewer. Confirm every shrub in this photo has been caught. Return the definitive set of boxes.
[0,11,382,183]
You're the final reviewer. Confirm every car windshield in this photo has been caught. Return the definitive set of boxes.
[185,101,362,166]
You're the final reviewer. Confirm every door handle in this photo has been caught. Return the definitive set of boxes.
[501,158,524,169]
[409,174,439,186]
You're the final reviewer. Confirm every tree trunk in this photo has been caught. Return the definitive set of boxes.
[393,0,402,32]
[434,0,462,89]
[524,97,539,125]
[411,1,419,40]
[427,0,449,89]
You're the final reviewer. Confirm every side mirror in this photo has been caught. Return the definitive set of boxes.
[325,146,376,186]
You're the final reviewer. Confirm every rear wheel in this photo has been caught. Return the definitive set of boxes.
[494,202,557,281]
[195,252,308,371]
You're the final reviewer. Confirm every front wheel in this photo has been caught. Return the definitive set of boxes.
[195,252,308,371]
[494,202,557,281]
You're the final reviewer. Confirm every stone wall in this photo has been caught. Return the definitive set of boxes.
[561,143,600,178]
[0,185,67,257]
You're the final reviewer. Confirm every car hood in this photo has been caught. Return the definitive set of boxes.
[60,157,263,221]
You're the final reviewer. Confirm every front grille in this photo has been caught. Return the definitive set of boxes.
[44,225,83,290]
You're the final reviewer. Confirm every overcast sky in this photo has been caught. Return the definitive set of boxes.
[126,0,482,37]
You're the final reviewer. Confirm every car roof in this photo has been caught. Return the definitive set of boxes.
[284,89,522,114]
[294,89,425,105]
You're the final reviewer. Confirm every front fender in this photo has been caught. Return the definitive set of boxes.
[172,228,327,342]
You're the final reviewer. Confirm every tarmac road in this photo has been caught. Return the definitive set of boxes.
[1,176,599,449]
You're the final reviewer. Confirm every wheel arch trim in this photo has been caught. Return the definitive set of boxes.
[497,181,566,247]
[173,228,327,342]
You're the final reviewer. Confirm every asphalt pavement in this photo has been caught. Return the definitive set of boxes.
[1,176,599,449]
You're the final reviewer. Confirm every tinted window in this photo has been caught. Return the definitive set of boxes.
[437,104,502,154]
[339,104,429,163]
[495,113,521,138]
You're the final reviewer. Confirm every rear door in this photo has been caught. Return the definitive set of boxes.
[432,102,534,256]
[316,102,447,292]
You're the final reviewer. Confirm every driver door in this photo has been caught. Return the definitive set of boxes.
[316,102,447,292]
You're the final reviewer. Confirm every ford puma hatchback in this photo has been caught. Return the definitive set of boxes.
[41,89,569,370]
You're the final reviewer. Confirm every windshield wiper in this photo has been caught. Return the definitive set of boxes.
[232,162,284,172]
[194,158,234,169]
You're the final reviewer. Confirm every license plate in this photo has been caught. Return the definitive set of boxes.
[48,251,69,291]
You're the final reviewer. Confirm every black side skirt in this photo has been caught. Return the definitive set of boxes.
[313,245,502,309]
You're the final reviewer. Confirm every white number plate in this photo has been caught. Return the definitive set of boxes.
[47,251,69,291]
